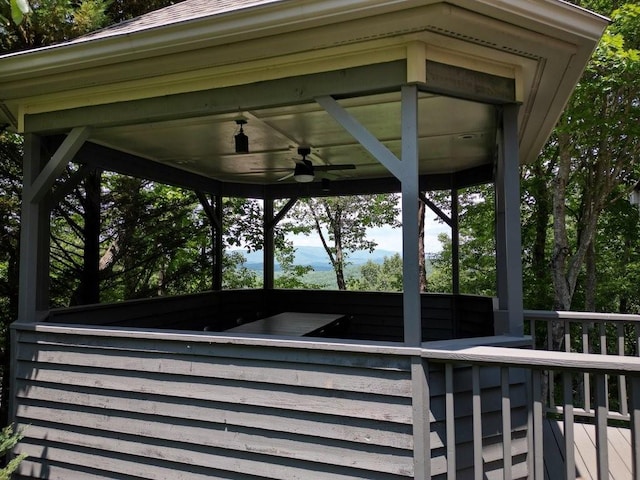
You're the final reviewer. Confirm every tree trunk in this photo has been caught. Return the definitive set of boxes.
[74,169,102,305]
[584,240,597,311]
[418,198,428,292]
[333,227,347,290]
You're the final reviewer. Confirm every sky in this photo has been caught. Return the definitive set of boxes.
[287,218,448,253]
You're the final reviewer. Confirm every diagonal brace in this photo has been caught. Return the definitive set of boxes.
[315,95,403,180]
[28,126,90,204]
[267,197,298,231]
[419,192,452,227]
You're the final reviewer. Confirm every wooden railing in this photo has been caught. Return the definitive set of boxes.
[525,310,640,421]
[422,342,640,480]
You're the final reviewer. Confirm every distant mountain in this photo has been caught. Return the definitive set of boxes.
[229,245,401,272]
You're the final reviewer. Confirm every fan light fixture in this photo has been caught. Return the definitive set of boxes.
[294,147,314,183]
[234,119,249,153]
[294,162,314,183]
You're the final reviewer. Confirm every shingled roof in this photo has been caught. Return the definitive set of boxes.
[70,0,281,43]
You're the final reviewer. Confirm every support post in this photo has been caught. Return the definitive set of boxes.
[264,196,275,290]
[401,85,421,346]
[451,188,460,295]
[18,134,51,322]
[213,194,224,291]
[495,104,524,335]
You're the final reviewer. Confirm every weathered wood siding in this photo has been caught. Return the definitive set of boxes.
[13,325,415,479]
[267,290,494,342]
[12,324,527,479]
[48,290,266,331]
[46,290,495,342]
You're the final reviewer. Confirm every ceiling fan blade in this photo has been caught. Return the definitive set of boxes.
[277,172,295,182]
[314,164,356,172]
[248,167,292,172]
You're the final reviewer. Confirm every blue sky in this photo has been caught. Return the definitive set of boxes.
[287,219,448,254]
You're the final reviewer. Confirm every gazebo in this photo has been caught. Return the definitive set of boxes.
[0,1,612,478]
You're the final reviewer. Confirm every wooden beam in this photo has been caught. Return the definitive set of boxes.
[18,134,50,322]
[267,197,298,231]
[411,357,430,479]
[195,191,221,231]
[419,192,452,227]
[263,197,275,290]
[28,127,89,204]
[315,95,403,180]
[494,104,524,336]
[451,189,460,295]
[423,61,516,105]
[24,61,406,133]
[400,85,421,347]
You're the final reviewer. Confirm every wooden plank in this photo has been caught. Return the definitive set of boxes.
[631,376,640,480]
[501,367,512,480]
[25,61,407,132]
[445,363,456,479]
[472,365,483,480]
[16,327,417,367]
[573,422,597,480]
[563,371,576,480]
[595,374,609,478]
[18,344,412,397]
[543,419,566,480]
[18,384,413,449]
[17,412,414,476]
[421,345,640,375]
[606,426,633,479]
[412,357,430,479]
[16,435,409,480]
[16,364,413,424]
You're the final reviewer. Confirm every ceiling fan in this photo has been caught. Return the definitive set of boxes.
[252,147,356,183]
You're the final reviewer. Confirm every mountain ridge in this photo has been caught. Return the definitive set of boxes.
[229,245,401,271]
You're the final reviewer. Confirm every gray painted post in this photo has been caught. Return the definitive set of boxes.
[214,194,223,291]
[494,104,524,336]
[263,197,275,290]
[401,85,421,346]
[18,134,50,322]
[451,189,460,295]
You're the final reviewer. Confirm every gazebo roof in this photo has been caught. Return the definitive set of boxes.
[0,0,607,187]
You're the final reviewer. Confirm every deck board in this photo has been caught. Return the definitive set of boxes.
[544,420,633,479]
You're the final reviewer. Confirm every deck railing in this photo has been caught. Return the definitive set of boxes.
[524,310,640,421]
[422,342,640,480]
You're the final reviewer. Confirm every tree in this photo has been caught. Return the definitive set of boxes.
[428,186,497,296]
[290,195,400,290]
[548,3,640,311]
[349,253,403,292]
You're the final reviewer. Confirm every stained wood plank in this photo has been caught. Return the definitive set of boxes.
[17,343,413,397]
[15,364,414,424]
[17,416,414,476]
[17,384,413,449]
[544,420,635,480]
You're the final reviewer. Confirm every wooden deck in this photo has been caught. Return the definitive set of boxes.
[544,419,633,480]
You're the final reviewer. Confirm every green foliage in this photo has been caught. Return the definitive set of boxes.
[0,132,22,335]
[222,251,259,289]
[0,0,183,52]
[0,0,30,26]
[289,194,400,289]
[0,424,27,479]
[273,245,326,290]
[348,253,403,292]
[427,186,497,296]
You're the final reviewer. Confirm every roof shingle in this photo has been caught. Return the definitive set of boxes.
[73,0,282,43]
